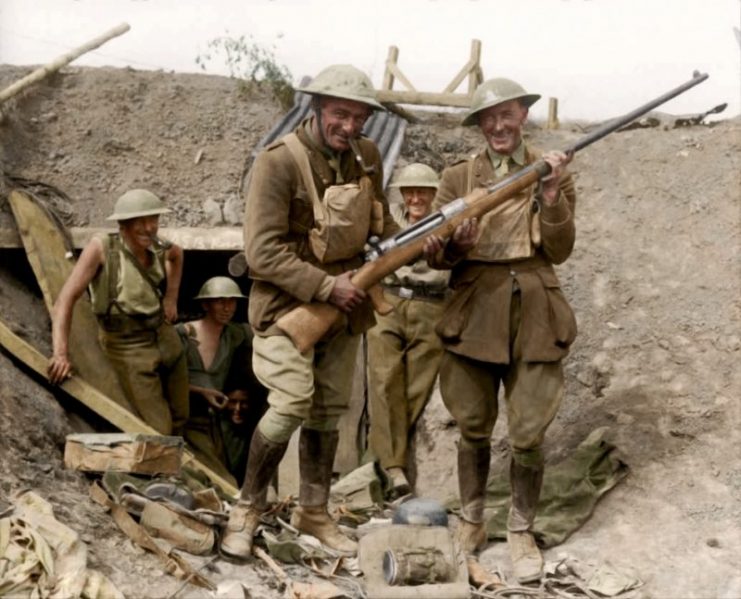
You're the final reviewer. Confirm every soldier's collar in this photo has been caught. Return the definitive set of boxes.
[486,141,526,169]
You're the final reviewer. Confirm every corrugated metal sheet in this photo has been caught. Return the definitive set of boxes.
[251,88,407,189]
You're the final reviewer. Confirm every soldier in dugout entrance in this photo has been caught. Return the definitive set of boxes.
[48,189,188,436]
[177,276,267,485]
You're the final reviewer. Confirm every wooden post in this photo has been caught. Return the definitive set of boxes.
[468,40,482,95]
[382,46,399,91]
[547,97,560,129]
[0,23,131,104]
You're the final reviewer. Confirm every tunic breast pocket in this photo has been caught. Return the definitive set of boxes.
[288,189,313,234]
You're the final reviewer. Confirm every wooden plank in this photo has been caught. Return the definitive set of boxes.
[0,226,245,250]
[0,317,238,497]
[386,62,417,93]
[467,40,483,95]
[547,97,560,130]
[382,46,399,91]
[375,89,471,108]
[8,190,133,411]
[443,58,476,94]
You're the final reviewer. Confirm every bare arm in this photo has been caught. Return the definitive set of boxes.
[48,238,105,383]
[163,243,183,323]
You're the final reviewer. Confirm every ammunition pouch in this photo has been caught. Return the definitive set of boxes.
[285,132,379,264]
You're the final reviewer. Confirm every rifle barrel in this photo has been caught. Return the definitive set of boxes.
[566,71,709,154]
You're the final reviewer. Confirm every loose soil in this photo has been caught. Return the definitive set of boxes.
[0,65,739,598]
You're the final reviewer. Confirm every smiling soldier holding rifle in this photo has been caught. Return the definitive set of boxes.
[220,64,400,560]
[423,78,576,585]
[269,70,707,584]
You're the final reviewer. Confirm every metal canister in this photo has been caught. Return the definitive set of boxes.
[382,547,454,586]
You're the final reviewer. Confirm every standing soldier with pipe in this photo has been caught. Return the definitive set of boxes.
[425,78,577,584]
[221,64,399,560]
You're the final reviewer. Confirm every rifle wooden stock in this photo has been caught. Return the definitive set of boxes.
[276,71,709,353]
[276,166,546,352]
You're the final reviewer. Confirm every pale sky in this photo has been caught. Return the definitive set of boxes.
[1,0,739,122]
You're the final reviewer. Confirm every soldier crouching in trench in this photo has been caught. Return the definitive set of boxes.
[48,189,189,436]
[220,64,400,560]
[424,77,577,585]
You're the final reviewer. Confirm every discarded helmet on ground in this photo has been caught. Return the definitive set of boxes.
[389,163,440,189]
[297,64,385,111]
[392,497,449,527]
[106,189,171,221]
[194,276,246,300]
[461,77,541,127]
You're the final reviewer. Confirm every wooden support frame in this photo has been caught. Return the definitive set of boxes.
[379,39,484,108]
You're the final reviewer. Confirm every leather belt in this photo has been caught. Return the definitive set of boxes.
[99,311,164,333]
[384,285,447,301]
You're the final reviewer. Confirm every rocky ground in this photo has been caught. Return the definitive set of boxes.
[0,64,739,598]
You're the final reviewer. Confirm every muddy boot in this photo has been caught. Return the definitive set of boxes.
[456,439,497,586]
[456,440,491,554]
[221,430,288,560]
[290,428,357,556]
[507,459,545,584]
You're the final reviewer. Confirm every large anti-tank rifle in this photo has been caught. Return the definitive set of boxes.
[276,72,709,353]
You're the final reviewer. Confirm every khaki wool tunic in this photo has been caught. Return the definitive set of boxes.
[244,118,400,338]
[432,144,578,364]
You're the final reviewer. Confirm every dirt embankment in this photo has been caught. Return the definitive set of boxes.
[1,65,740,598]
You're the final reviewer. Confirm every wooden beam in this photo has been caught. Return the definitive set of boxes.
[0,317,239,497]
[547,97,560,130]
[443,58,476,95]
[385,61,417,93]
[0,23,131,104]
[0,226,245,250]
[468,40,483,95]
[375,89,471,108]
[382,46,399,91]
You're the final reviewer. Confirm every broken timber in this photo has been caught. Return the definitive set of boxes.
[0,317,238,497]
[0,23,131,105]
[378,39,484,108]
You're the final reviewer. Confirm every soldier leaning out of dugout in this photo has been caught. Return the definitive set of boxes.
[48,189,189,436]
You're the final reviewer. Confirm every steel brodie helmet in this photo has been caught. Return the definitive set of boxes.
[194,276,246,300]
[461,78,541,127]
[297,64,385,111]
[389,163,440,189]
[106,189,172,221]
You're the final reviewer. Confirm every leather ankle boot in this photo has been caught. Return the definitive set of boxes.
[220,430,288,560]
[507,459,545,583]
[290,428,357,556]
[456,440,491,554]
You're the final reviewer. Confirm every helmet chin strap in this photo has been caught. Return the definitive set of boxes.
[311,96,330,150]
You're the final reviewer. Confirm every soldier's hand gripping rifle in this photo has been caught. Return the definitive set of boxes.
[276,72,709,353]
